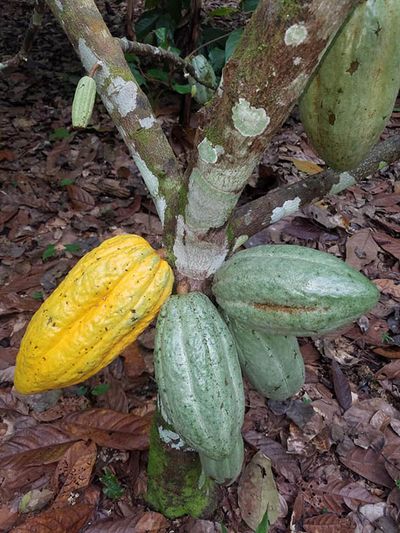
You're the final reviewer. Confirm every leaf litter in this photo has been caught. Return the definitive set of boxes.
[0,0,400,531]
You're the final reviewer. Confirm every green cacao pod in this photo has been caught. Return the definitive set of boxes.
[199,434,244,485]
[228,317,305,401]
[72,76,97,128]
[212,245,379,336]
[189,55,216,105]
[299,0,400,170]
[154,292,245,459]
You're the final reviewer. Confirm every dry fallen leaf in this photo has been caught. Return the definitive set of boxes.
[303,513,356,532]
[238,451,280,530]
[290,158,324,175]
[373,279,400,299]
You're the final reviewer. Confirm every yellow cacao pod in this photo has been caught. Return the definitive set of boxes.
[14,235,173,394]
[72,75,96,128]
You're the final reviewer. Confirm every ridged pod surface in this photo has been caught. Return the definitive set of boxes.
[199,434,244,485]
[228,317,305,401]
[212,245,379,336]
[72,76,97,128]
[189,55,216,105]
[15,235,173,394]
[299,0,400,170]
[154,292,245,459]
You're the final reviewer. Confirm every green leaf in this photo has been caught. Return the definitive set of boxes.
[42,244,57,261]
[241,0,260,12]
[396,479,400,489]
[209,6,238,17]
[154,26,169,48]
[31,291,44,301]
[220,525,228,533]
[91,383,111,396]
[378,160,388,170]
[59,178,75,187]
[64,243,81,254]
[255,509,270,533]
[136,10,161,40]
[49,127,71,141]
[225,28,243,60]
[146,67,170,82]
[208,47,226,73]
[172,83,192,94]
[75,385,88,396]
[129,64,146,86]
[100,468,124,500]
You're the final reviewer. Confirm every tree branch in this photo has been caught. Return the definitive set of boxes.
[0,0,46,72]
[117,37,216,90]
[231,135,400,238]
[172,0,358,281]
[46,0,185,240]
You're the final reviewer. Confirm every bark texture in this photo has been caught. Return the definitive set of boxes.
[172,0,358,281]
[146,411,216,518]
[232,134,400,238]
[46,0,184,235]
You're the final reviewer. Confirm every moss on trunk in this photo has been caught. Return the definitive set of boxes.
[146,413,216,519]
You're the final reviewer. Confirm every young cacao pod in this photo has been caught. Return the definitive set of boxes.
[14,235,173,394]
[154,292,245,459]
[212,245,379,336]
[228,317,305,401]
[299,0,400,170]
[72,75,97,128]
[189,55,216,105]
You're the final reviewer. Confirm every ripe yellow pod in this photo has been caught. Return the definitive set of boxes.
[14,235,174,394]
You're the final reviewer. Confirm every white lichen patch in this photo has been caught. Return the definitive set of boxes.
[78,38,99,74]
[132,154,166,225]
[270,197,301,224]
[106,76,137,117]
[232,98,270,137]
[139,116,156,129]
[198,138,224,164]
[158,426,186,450]
[173,216,228,279]
[284,23,308,46]
[55,0,63,11]
[293,56,302,66]
[329,172,356,195]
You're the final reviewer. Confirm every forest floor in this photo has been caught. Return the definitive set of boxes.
[1,1,400,532]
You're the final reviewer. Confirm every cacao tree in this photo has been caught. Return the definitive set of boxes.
[4,0,400,523]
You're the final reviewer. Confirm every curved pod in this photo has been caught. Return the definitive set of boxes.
[154,292,245,459]
[229,318,305,401]
[212,245,379,336]
[199,434,244,485]
[299,0,400,170]
[15,235,173,394]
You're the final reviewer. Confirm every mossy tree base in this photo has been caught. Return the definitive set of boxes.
[146,412,216,519]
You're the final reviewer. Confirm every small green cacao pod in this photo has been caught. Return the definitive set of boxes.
[189,55,216,105]
[228,317,305,401]
[212,244,379,336]
[199,434,244,485]
[72,76,96,128]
